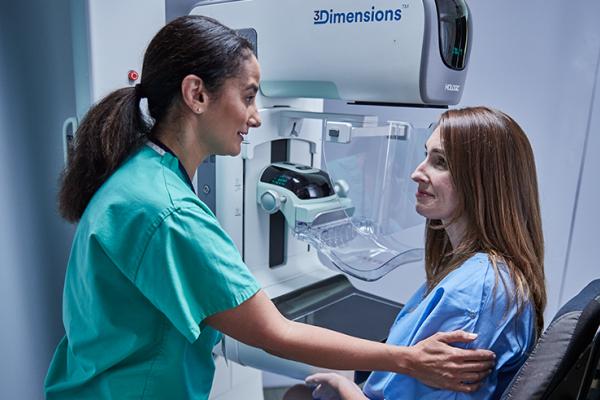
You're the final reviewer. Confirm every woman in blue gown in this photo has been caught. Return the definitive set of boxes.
[290,106,547,400]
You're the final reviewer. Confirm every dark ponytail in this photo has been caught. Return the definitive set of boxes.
[58,15,254,222]
[58,87,150,222]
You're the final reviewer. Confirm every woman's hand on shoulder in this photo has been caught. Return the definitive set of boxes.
[407,330,495,392]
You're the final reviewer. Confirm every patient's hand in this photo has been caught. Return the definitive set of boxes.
[305,373,367,400]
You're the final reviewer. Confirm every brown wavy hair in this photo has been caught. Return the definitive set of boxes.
[58,15,254,222]
[424,106,546,337]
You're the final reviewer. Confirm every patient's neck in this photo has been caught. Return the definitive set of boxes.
[444,216,468,249]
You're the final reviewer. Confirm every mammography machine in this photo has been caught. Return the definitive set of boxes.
[64,0,471,398]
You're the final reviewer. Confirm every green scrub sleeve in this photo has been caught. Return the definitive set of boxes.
[133,206,261,343]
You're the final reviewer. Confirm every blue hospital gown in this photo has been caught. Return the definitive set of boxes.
[363,253,535,400]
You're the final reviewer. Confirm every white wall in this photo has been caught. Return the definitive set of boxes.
[0,38,40,400]
[326,0,600,322]
[0,1,76,399]
[559,51,600,307]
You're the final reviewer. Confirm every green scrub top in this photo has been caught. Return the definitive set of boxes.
[45,143,261,399]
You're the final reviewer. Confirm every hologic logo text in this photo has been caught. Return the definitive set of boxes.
[314,6,402,25]
[445,84,461,92]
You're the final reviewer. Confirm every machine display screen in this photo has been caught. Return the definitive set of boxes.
[270,174,292,187]
[260,164,335,200]
[436,0,469,70]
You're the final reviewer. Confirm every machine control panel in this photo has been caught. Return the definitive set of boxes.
[260,162,335,200]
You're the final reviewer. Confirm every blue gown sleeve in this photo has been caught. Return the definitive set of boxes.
[133,206,261,343]
[365,254,535,400]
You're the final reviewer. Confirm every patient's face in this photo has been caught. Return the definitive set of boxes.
[410,128,459,222]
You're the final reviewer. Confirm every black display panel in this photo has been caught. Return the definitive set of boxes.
[260,164,335,200]
[435,0,470,70]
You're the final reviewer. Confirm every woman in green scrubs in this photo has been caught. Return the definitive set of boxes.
[44,15,495,400]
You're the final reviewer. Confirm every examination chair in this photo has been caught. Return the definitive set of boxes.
[499,279,600,400]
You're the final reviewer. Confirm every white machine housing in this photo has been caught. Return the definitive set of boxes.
[256,162,354,228]
[194,0,471,105]
[192,0,472,297]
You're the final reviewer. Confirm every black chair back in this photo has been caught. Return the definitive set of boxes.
[500,279,600,400]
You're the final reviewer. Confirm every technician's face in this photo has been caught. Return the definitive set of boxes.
[202,55,262,156]
[410,128,459,222]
